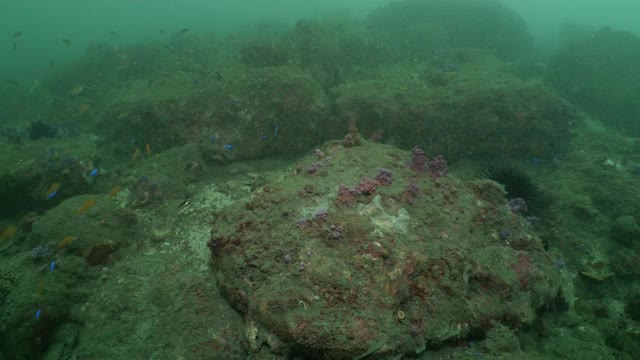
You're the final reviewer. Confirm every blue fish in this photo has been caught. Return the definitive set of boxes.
[47,191,58,200]
[260,135,268,141]
[532,157,540,169]
[50,260,56,272]
[224,144,235,151]
[89,168,99,177]
[209,135,216,142]
[35,309,42,319]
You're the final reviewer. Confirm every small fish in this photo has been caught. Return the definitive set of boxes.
[61,167,70,175]
[209,135,217,142]
[13,31,23,39]
[35,309,42,319]
[73,103,91,117]
[48,182,61,193]
[68,84,85,96]
[260,135,268,141]
[0,226,17,241]
[180,28,189,34]
[224,144,235,151]
[274,126,279,138]
[107,185,122,199]
[47,183,61,199]
[145,144,151,157]
[131,148,142,162]
[57,236,78,248]
[0,226,17,251]
[89,168,99,177]
[11,42,16,51]
[118,111,131,120]
[5,79,19,86]
[77,198,96,215]
[62,38,71,47]
[50,260,56,272]
[49,60,55,68]
[108,30,118,36]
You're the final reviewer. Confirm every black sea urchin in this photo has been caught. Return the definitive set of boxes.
[483,165,542,212]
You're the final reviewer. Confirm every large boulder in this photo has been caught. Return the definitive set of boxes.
[209,140,561,358]
[332,49,575,160]
[95,65,342,165]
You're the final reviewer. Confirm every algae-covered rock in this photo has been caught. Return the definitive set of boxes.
[95,65,341,164]
[209,141,560,358]
[332,49,574,160]
[28,194,139,265]
[610,215,640,247]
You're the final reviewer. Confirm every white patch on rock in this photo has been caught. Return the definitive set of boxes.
[358,195,410,236]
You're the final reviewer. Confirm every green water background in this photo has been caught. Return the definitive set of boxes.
[2,0,640,84]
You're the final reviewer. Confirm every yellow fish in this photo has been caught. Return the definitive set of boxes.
[77,198,96,215]
[0,226,17,251]
[57,236,78,248]
[131,148,141,162]
[145,144,151,157]
[73,103,91,117]
[48,182,61,194]
[107,185,122,199]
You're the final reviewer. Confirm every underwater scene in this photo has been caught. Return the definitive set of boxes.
[1,0,640,359]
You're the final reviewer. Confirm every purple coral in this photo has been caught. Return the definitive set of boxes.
[408,146,428,172]
[507,198,528,214]
[314,209,328,222]
[297,218,310,228]
[336,185,359,207]
[428,155,448,178]
[375,168,394,185]
[354,177,378,195]
[305,161,323,175]
[402,180,420,204]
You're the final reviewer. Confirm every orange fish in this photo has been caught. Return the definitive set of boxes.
[107,185,122,199]
[0,226,17,251]
[77,198,96,215]
[57,236,78,248]
[145,144,151,157]
[1,226,17,240]
[48,182,61,193]
[73,103,91,117]
[131,148,142,162]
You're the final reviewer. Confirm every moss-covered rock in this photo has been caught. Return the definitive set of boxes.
[95,65,341,165]
[332,49,574,160]
[209,140,560,358]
